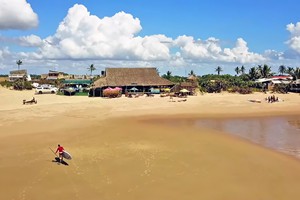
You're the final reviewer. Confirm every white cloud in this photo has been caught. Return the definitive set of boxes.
[287,22,300,36]
[223,38,266,63]
[0,0,38,30]
[3,4,299,75]
[0,47,10,61]
[286,22,300,54]
[38,4,171,61]
[18,35,43,47]
[169,52,186,67]
[174,36,265,63]
[0,34,42,47]
[263,49,284,60]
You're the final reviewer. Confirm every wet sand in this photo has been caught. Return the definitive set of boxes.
[1,87,300,199]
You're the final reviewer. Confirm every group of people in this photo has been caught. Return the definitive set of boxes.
[265,95,279,103]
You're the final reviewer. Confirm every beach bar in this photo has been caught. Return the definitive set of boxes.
[89,68,174,97]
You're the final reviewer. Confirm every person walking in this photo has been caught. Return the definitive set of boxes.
[55,144,65,162]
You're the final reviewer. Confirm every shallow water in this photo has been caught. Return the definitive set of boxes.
[194,116,300,158]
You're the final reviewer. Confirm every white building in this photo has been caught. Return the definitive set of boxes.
[9,70,31,82]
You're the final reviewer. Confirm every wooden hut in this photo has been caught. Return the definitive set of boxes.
[174,74,199,95]
[90,68,174,97]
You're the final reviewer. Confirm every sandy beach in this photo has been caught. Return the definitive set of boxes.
[1,87,300,200]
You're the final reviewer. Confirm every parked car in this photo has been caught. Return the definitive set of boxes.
[35,86,58,94]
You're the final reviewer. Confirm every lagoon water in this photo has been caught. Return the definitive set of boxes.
[194,116,300,158]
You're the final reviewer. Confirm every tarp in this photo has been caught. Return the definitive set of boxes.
[63,79,92,84]
[150,88,160,94]
[129,87,138,91]
[114,87,122,91]
[180,89,190,93]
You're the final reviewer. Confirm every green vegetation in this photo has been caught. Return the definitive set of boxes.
[161,64,300,94]
[4,79,33,90]
[272,83,290,94]
[198,74,257,94]
[30,74,41,80]
[2,62,299,95]
[57,91,89,96]
[162,71,186,83]
[0,81,13,88]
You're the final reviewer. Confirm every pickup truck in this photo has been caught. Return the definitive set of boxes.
[35,86,58,94]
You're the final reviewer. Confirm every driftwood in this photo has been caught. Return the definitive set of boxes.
[177,99,187,102]
[23,97,37,105]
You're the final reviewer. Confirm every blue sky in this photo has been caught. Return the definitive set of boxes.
[0,0,300,76]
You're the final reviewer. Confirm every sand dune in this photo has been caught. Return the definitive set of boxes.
[1,87,300,199]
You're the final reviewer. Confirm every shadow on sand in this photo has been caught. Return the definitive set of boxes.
[52,157,69,166]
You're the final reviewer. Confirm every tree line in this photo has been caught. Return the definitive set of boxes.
[161,64,300,94]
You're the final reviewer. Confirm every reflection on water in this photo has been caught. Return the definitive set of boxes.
[195,116,300,158]
[288,119,300,129]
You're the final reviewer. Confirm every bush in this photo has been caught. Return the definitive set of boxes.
[12,80,33,90]
[226,86,252,94]
[237,87,253,94]
[272,84,289,94]
[227,86,239,93]
[0,81,13,88]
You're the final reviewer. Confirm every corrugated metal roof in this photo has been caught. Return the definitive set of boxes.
[63,79,92,84]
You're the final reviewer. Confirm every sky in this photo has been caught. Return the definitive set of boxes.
[0,0,300,76]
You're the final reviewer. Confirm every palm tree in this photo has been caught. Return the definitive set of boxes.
[257,65,262,77]
[263,64,273,78]
[215,66,222,75]
[240,65,245,74]
[258,64,272,78]
[16,60,23,70]
[87,64,96,77]
[278,65,286,75]
[292,67,300,80]
[188,70,195,76]
[248,67,258,81]
[162,71,172,80]
[286,67,294,75]
[234,66,240,75]
[166,71,172,79]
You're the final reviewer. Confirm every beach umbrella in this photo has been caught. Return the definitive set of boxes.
[103,87,113,91]
[129,87,138,91]
[114,87,122,91]
[180,88,189,93]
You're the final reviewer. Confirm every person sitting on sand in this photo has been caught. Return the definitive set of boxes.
[55,144,65,162]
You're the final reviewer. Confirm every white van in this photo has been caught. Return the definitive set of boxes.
[35,86,58,94]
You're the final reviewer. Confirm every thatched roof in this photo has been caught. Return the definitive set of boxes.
[93,68,174,88]
[10,69,27,75]
[187,74,198,80]
[180,82,198,87]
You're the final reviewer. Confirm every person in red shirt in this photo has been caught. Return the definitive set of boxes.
[55,144,65,162]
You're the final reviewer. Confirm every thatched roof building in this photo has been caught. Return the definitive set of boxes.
[90,68,174,97]
[93,68,173,87]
